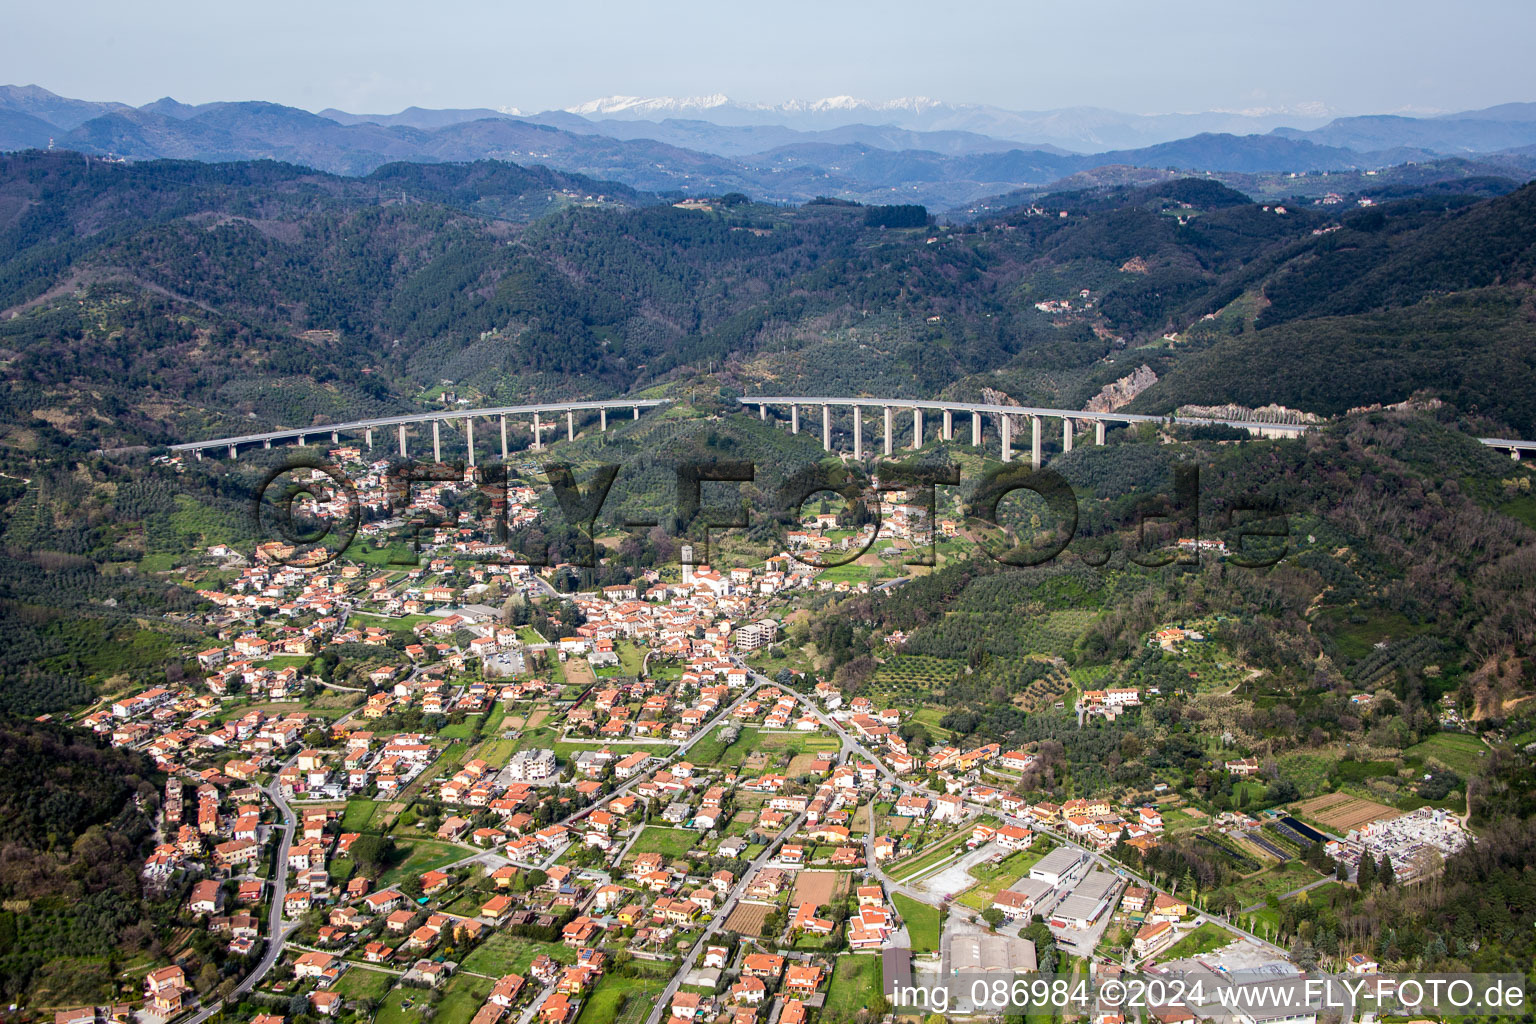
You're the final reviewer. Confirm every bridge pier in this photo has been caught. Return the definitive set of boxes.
[195,450,202,461]
[972,410,982,447]
[600,408,608,432]
[759,403,767,421]
[1031,416,1042,470]
[399,424,407,458]
[913,408,923,449]
[883,407,893,457]
[852,406,863,459]
[822,405,831,451]
[1095,420,1106,446]
[228,444,237,460]
[466,418,475,467]
[297,434,305,447]
[501,416,509,460]
[632,406,638,420]
[791,406,799,435]
[1062,417,1074,454]
[1512,448,1522,461]
[532,412,542,450]
[942,409,953,441]
[366,428,373,450]
[432,421,442,462]
[263,439,271,449]
[1001,414,1012,462]
[567,410,574,442]
[332,430,339,444]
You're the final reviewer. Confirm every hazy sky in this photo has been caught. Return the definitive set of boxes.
[7,0,1533,116]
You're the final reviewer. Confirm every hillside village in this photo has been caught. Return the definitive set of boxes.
[42,445,1474,1024]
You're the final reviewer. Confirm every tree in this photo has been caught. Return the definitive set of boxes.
[982,907,1005,931]
[350,834,392,874]
[1378,854,1395,888]
[1357,851,1377,893]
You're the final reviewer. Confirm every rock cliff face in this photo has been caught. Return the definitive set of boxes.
[1085,364,1158,412]
[979,386,1028,432]
[1175,402,1324,425]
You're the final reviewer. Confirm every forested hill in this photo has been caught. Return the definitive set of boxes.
[1132,181,1536,432]
[1,151,1535,460]
[0,717,162,1002]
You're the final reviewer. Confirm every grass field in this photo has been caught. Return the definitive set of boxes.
[685,726,731,764]
[332,965,395,1002]
[349,611,436,633]
[892,892,942,953]
[342,799,387,832]
[378,838,465,887]
[436,973,495,1024]
[623,826,700,863]
[374,985,423,1024]
[1405,733,1489,775]
[576,972,669,1024]
[717,726,839,766]
[1159,921,1237,961]
[461,932,576,975]
[822,953,886,1018]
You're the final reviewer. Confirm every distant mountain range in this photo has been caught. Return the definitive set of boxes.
[556,94,1340,151]
[2,85,1534,209]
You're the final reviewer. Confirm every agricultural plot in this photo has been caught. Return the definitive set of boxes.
[1223,861,1323,908]
[1271,818,1324,846]
[1294,793,1400,832]
[1240,831,1292,862]
[873,655,963,691]
[1405,733,1489,775]
[792,870,844,907]
[1193,833,1261,874]
[1014,663,1072,711]
[723,902,772,937]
